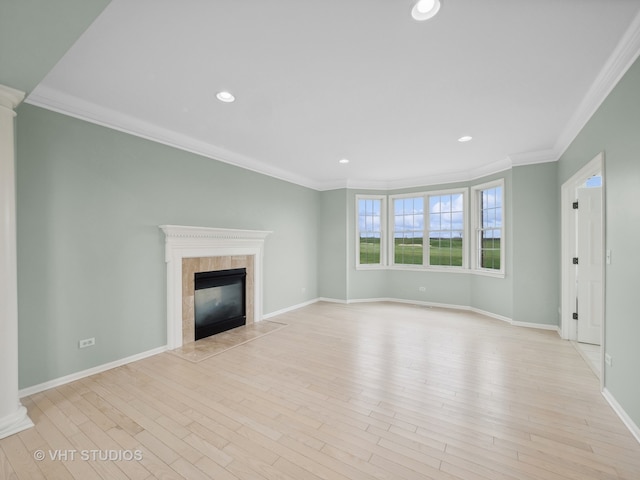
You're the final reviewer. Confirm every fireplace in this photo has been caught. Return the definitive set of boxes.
[160,225,271,350]
[194,268,246,340]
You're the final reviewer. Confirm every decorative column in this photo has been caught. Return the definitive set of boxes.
[0,84,34,439]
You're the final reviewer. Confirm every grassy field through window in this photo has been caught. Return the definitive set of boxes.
[359,237,381,264]
[360,237,467,266]
[480,238,501,269]
[429,237,463,266]
[394,237,423,265]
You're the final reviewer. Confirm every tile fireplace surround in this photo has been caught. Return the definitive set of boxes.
[160,225,271,350]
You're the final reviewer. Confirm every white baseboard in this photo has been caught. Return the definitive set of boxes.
[602,388,640,445]
[510,319,560,331]
[0,406,34,440]
[263,298,320,319]
[316,297,558,332]
[317,297,348,304]
[18,345,168,398]
[469,306,558,331]
[345,297,395,304]
[328,296,474,311]
[468,306,511,323]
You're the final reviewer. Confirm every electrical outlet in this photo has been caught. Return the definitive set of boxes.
[418,286,426,292]
[605,353,612,366]
[79,337,95,349]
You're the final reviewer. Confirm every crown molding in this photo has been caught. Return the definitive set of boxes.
[508,149,559,167]
[25,86,322,190]
[339,156,513,192]
[464,156,513,182]
[554,9,640,159]
[0,84,25,112]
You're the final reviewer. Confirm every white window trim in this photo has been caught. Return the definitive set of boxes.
[471,179,505,277]
[355,194,387,269]
[388,188,468,271]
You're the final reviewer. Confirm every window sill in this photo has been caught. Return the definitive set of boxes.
[388,265,469,274]
[355,264,386,271]
[356,265,502,276]
[471,269,505,279]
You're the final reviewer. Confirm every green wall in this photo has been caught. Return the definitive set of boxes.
[16,105,319,388]
[558,55,640,427]
[318,189,348,300]
[511,162,559,325]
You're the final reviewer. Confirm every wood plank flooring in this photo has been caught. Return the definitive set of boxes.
[2,301,640,479]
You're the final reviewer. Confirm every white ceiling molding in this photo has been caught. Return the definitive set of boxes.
[504,9,640,173]
[0,84,26,111]
[553,9,640,160]
[26,86,321,190]
[341,157,513,192]
[508,149,559,167]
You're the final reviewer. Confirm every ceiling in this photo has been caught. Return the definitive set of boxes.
[26,0,640,190]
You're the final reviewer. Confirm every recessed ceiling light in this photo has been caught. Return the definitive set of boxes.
[458,136,473,142]
[412,0,441,21]
[216,91,235,103]
[339,158,350,164]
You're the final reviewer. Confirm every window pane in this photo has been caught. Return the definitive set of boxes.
[428,193,464,267]
[452,193,463,212]
[585,174,602,188]
[452,211,463,229]
[393,196,423,265]
[430,234,463,267]
[395,235,422,265]
[478,184,502,270]
[430,213,440,230]
[358,198,382,264]
[480,232,501,269]
[360,235,381,264]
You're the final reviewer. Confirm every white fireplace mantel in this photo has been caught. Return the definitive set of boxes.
[160,225,271,349]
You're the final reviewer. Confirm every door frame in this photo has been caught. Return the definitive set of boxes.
[560,152,605,384]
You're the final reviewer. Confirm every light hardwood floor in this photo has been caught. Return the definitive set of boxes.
[2,301,639,479]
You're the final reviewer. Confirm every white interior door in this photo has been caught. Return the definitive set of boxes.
[576,186,603,345]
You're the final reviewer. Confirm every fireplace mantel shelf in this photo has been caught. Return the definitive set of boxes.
[160,225,271,349]
[160,225,272,241]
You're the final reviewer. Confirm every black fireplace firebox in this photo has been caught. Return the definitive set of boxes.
[194,268,246,341]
